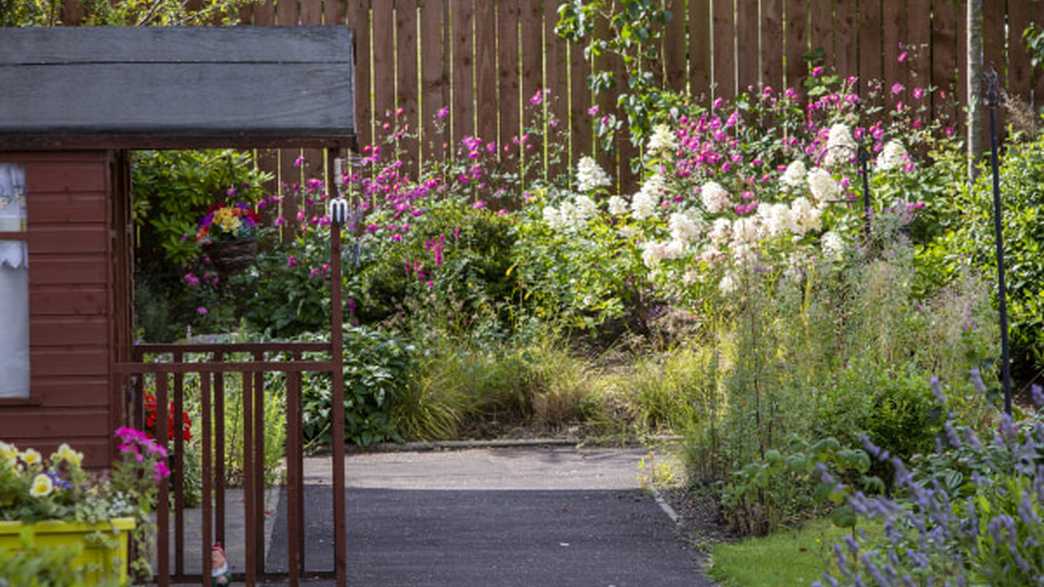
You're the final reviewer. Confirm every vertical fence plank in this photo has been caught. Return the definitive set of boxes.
[421,0,448,163]
[286,370,302,586]
[172,353,184,578]
[809,0,833,71]
[690,0,712,99]
[521,0,544,180]
[858,0,882,94]
[241,371,255,587]
[882,0,907,93]
[761,0,784,90]
[372,0,395,138]
[397,0,420,178]
[451,0,475,146]
[252,355,265,577]
[784,0,807,89]
[931,0,959,125]
[982,0,1005,139]
[300,0,326,177]
[476,0,498,144]
[664,0,688,92]
[833,0,856,80]
[1007,0,1033,103]
[348,0,373,149]
[251,0,283,229]
[956,0,968,133]
[907,0,932,93]
[156,375,170,587]
[499,0,521,165]
[593,15,617,186]
[322,0,340,25]
[213,356,226,548]
[736,0,759,91]
[200,373,213,585]
[713,0,737,99]
[570,31,594,175]
[545,0,570,180]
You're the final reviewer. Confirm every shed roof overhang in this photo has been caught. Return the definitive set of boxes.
[0,26,356,150]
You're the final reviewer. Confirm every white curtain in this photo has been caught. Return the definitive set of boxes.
[0,164,29,398]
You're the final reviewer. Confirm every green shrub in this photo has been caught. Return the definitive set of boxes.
[0,531,86,587]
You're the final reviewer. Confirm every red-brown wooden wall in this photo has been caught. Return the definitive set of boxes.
[0,151,122,467]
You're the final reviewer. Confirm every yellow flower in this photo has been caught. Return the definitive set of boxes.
[213,208,242,234]
[52,443,83,467]
[29,473,53,498]
[20,449,41,466]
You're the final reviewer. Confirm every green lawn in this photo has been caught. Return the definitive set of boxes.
[708,519,867,587]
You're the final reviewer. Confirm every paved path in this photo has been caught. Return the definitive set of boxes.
[267,447,710,586]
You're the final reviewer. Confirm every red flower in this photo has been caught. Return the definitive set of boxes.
[143,393,193,442]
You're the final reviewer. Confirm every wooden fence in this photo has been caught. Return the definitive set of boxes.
[61,0,1044,195]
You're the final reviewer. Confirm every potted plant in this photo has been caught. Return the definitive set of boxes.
[0,428,171,586]
[196,202,260,275]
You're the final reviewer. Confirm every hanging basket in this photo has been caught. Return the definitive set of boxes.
[204,237,257,275]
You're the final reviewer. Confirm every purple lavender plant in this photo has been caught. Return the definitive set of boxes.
[813,382,1044,587]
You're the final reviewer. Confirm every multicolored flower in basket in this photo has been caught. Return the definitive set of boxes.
[196,202,260,243]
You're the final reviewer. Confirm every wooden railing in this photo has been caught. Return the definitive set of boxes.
[115,341,343,586]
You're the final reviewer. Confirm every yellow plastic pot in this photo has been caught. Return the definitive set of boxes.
[0,517,135,586]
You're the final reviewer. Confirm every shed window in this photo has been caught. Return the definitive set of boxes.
[0,164,28,398]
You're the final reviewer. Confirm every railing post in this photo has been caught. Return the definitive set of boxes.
[329,150,348,586]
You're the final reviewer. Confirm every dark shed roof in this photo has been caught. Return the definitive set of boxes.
[0,26,355,150]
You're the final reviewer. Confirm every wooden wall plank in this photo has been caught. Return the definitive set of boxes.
[833,0,856,80]
[713,0,737,99]
[785,0,807,89]
[882,0,908,93]
[498,0,521,163]
[982,0,1005,139]
[299,0,328,183]
[420,0,448,163]
[664,0,688,92]
[28,227,108,254]
[397,0,420,177]
[736,0,759,91]
[323,0,341,24]
[690,0,712,100]
[30,256,108,285]
[1007,0,1033,102]
[545,0,570,180]
[956,0,968,129]
[278,0,301,25]
[907,0,933,92]
[299,0,322,26]
[931,0,959,124]
[29,377,111,407]
[569,31,593,172]
[451,0,474,146]
[347,0,372,149]
[761,0,784,91]
[809,0,833,71]
[0,407,110,436]
[31,317,109,346]
[521,0,544,179]
[371,1,395,130]
[593,14,616,186]
[475,0,498,144]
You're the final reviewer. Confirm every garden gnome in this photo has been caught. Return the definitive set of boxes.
[211,543,232,586]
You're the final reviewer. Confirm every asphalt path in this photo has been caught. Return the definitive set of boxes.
[261,447,711,586]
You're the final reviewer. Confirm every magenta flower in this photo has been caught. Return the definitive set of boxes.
[897,50,909,63]
[183,273,201,288]
[196,306,208,316]
[891,82,905,96]
[529,89,544,106]
[811,66,824,78]
[294,155,305,168]
[154,460,171,481]
[587,105,600,117]
[912,87,925,100]
[472,200,487,210]
[287,255,298,268]
[436,106,449,120]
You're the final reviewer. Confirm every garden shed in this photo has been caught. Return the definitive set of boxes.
[0,25,356,585]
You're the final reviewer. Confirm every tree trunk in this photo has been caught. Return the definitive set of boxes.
[966,0,983,182]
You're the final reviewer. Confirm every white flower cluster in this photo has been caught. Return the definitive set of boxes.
[780,160,807,193]
[807,167,840,203]
[669,210,704,244]
[607,195,629,216]
[875,141,908,171]
[631,173,667,220]
[576,156,612,193]
[700,181,731,214]
[641,239,686,268]
[647,124,678,155]
[823,123,857,168]
[821,230,846,258]
[542,194,599,231]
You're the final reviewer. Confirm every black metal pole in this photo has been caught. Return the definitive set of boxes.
[859,142,872,239]
[984,69,1013,415]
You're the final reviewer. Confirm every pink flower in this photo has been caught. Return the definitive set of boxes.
[472,200,487,210]
[294,155,305,168]
[811,66,824,77]
[712,97,724,110]
[529,89,544,106]
[183,273,201,287]
[287,256,298,268]
[891,82,905,96]
[154,460,171,482]
[436,106,449,120]
[897,50,909,63]
[196,306,208,316]
[912,87,925,100]
[587,105,600,117]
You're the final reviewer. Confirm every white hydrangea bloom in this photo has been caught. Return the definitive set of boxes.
[708,218,732,245]
[789,197,822,235]
[542,206,566,230]
[618,225,639,239]
[807,167,840,204]
[757,203,793,237]
[669,210,704,244]
[665,239,687,259]
[641,240,671,268]
[607,196,629,215]
[875,141,908,171]
[631,173,666,220]
[573,195,599,221]
[731,243,758,266]
[731,217,762,246]
[576,156,612,192]
[719,272,737,295]
[780,160,807,192]
[647,124,677,155]
[823,123,857,167]
[700,181,731,214]
[821,231,846,258]
[698,246,724,264]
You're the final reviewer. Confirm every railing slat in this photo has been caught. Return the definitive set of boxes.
[242,371,256,586]
[200,372,213,586]
[287,368,302,585]
[213,353,226,547]
[156,374,170,587]
[173,352,185,577]
[253,352,266,576]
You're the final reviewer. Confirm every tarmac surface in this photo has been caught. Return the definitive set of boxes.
[170,447,711,586]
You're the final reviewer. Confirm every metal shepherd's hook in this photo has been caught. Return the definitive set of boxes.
[983,68,1013,415]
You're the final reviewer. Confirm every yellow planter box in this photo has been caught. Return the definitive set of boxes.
[0,517,135,586]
